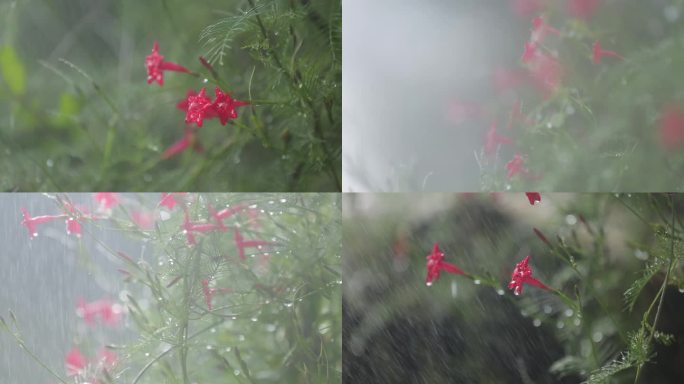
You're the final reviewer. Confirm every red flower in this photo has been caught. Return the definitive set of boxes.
[162,128,204,159]
[447,100,483,125]
[659,104,684,151]
[159,193,179,210]
[521,42,539,64]
[505,153,526,179]
[65,348,87,377]
[528,52,563,95]
[592,40,623,64]
[511,0,544,17]
[531,16,560,43]
[184,87,213,127]
[210,87,249,125]
[508,255,551,296]
[567,0,600,19]
[20,208,62,238]
[76,298,121,326]
[208,204,245,230]
[97,348,117,368]
[94,193,119,211]
[145,41,190,86]
[202,278,232,310]
[425,243,466,286]
[131,209,155,230]
[233,228,276,261]
[484,122,513,155]
[525,192,541,205]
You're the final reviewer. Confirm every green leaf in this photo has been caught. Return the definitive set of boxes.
[0,45,26,95]
[54,92,81,126]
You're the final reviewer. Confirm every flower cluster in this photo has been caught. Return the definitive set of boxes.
[144,42,248,158]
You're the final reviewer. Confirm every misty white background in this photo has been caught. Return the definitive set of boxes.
[343,0,526,191]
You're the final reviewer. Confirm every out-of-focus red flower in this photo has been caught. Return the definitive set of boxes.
[508,255,551,295]
[131,210,155,230]
[484,122,513,155]
[66,217,82,237]
[184,88,213,127]
[567,0,600,19]
[20,208,63,238]
[202,278,232,310]
[511,0,544,18]
[97,348,117,368]
[525,192,541,205]
[447,100,483,125]
[528,52,563,95]
[208,204,245,230]
[65,347,87,377]
[531,16,560,43]
[521,42,539,64]
[659,104,684,151]
[425,243,467,286]
[233,228,276,261]
[162,128,205,159]
[506,153,526,179]
[145,41,191,86]
[77,298,121,326]
[159,193,178,210]
[592,40,623,64]
[210,87,249,125]
[492,68,528,94]
[94,193,119,211]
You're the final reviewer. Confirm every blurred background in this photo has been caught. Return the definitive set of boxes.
[343,0,684,192]
[343,193,684,383]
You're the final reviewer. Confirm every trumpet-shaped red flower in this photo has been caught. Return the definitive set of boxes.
[211,87,249,125]
[484,122,513,155]
[184,88,213,127]
[592,40,623,64]
[568,0,600,19]
[162,128,204,159]
[525,192,541,205]
[202,278,233,310]
[181,207,225,246]
[233,228,277,261]
[76,298,122,326]
[521,42,539,64]
[20,208,62,238]
[94,193,119,211]
[208,203,245,230]
[66,217,82,237]
[65,348,87,376]
[506,153,526,179]
[659,104,684,151]
[425,243,466,286]
[145,41,190,86]
[508,255,551,295]
[531,16,560,43]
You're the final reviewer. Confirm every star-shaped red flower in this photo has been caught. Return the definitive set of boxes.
[145,41,190,86]
[508,255,550,296]
[211,87,249,125]
[184,88,213,127]
[506,153,526,179]
[425,243,466,286]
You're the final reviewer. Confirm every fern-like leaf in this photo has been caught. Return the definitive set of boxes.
[199,3,267,65]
